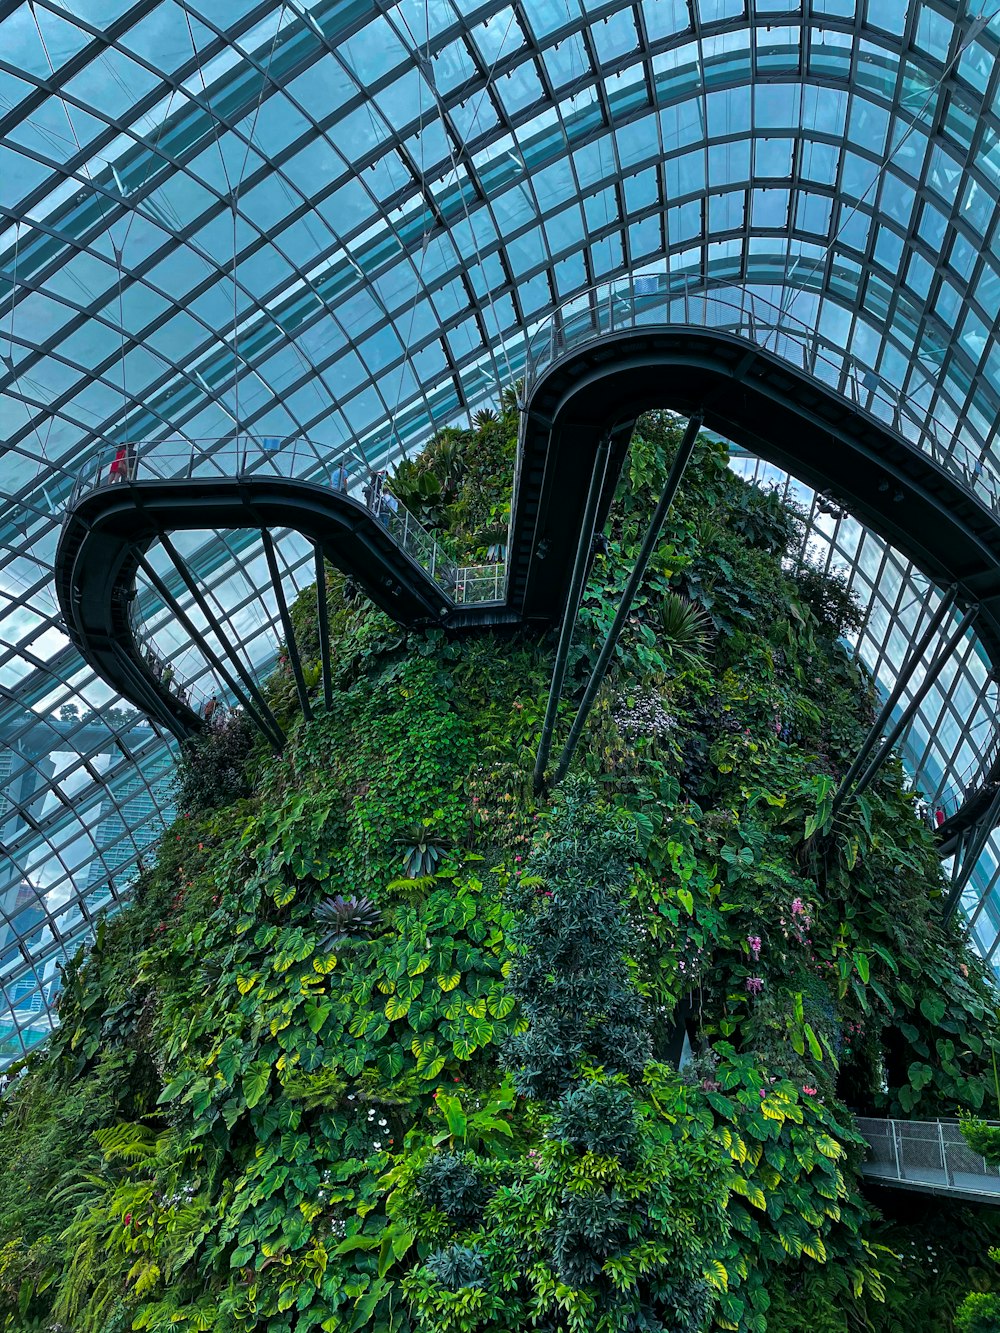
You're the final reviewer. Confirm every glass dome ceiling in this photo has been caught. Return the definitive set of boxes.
[2,0,1000,1061]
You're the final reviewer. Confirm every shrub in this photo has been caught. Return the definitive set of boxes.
[173,708,255,810]
[502,783,650,1100]
[424,1244,487,1290]
[549,1080,639,1163]
[418,1152,490,1225]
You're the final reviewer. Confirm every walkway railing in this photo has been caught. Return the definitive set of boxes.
[921,727,1000,830]
[125,599,220,724]
[69,437,506,610]
[857,1116,1000,1199]
[523,276,1000,517]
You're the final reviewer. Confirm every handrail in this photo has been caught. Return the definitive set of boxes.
[921,726,1000,829]
[71,437,507,612]
[856,1116,1000,1198]
[523,275,1000,517]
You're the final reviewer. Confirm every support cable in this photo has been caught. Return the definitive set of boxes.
[830,584,959,823]
[147,535,287,749]
[848,604,979,808]
[138,553,285,752]
[260,528,313,723]
[550,410,704,789]
[533,433,612,792]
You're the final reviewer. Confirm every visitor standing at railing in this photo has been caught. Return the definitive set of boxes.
[363,470,383,512]
[334,461,349,492]
[109,446,127,484]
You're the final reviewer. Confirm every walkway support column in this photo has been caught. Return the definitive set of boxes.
[836,604,978,819]
[260,529,313,723]
[550,409,704,789]
[830,586,958,823]
[150,535,286,749]
[533,434,612,793]
[138,553,285,751]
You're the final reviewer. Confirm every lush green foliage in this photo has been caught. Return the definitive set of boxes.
[2,405,1000,1331]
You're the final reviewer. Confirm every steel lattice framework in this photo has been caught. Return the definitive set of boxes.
[1,0,999,1061]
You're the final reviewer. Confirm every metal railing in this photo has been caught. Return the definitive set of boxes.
[920,728,1000,830]
[68,436,506,610]
[857,1117,1000,1198]
[523,275,1000,517]
[125,599,221,723]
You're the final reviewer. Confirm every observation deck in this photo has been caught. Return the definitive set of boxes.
[56,277,1000,846]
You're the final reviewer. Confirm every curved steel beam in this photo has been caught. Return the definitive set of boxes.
[57,324,1000,842]
[55,477,450,741]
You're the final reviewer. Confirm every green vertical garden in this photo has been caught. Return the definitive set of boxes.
[2,409,999,1331]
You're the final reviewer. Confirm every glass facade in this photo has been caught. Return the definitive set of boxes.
[2,0,1000,1060]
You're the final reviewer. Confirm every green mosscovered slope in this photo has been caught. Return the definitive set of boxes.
[2,410,1000,1333]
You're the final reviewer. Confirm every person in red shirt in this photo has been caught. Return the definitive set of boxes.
[109,446,127,483]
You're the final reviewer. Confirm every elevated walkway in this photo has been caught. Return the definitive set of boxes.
[56,278,1000,841]
[857,1117,1000,1203]
[55,441,511,739]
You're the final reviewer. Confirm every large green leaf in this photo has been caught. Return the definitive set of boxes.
[243,1060,272,1109]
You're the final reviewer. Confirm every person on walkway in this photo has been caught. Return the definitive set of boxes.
[364,469,383,512]
[162,665,174,691]
[334,461,349,492]
[203,695,218,723]
[109,446,127,483]
[381,485,399,530]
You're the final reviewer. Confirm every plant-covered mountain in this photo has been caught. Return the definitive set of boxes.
[2,408,999,1333]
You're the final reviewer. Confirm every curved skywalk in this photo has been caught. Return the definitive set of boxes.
[60,296,1000,849]
[3,0,1000,1058]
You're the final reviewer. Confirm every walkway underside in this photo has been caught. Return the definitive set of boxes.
[57,327,1000,842]
[55,479,473,738]
[513,328,1000,844]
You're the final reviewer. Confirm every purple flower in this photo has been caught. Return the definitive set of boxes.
[745,976,764,997]
[747,934,762,960]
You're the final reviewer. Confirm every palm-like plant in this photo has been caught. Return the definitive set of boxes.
[475,522,508,562]
[398,823,450,878]
[648,591,712,664]
[314,895,382,948]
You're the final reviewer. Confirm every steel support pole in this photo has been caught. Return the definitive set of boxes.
[943,783,1000,922]
[848,605,978,806]
[533,434,612,793]
[139,553,285,751]
[314,545,333,711]
[152,535,286,747]
[896,1119,906,1183]
[830,585,958,822]
[551,410,703,789]
[260,528,313,723]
